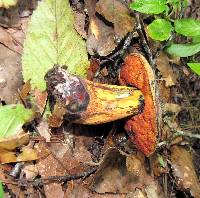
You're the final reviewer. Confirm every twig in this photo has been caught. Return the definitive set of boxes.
[134,12,155,67]
[15,167,97,187]
[164,118,200,140]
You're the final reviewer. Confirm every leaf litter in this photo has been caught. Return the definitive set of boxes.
[0,0,200,197]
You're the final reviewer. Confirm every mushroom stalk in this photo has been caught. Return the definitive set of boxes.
[45,67,144,126]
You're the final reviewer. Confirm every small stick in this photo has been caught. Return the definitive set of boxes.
[134,12,155,67]
[15,167,97,187]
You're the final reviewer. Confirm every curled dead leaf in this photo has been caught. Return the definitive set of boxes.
[171,146,200,198]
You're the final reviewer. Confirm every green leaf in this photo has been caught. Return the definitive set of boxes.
[0,0,18,8]
[187,63,200,75]
[192,36,200,43]
[0,104,34,138]
[0,181,4,198]
[165,43,200,57]
[22,0,89,91]
[129,0,167,14]
[147,19,172,41]
[175,19,200,37]
[158,154,165,168]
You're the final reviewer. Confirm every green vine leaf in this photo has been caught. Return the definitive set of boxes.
[187,63,200,75]
[175,19,200,37]
[0,104,34,138]
[22,0,89,91]
[165,43,200,57]
[130,0,167,14]
[147,19,172,41]
[0,0,18,8]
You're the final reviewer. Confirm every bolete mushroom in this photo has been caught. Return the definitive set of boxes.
[45,66,144,126]
[45,52,159,157]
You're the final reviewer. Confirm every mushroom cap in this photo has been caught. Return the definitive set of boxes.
[119,53,158,156]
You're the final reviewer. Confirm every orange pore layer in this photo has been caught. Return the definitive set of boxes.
[119,54,157,156]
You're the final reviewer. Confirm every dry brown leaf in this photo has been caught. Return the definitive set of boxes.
[22,163,39,180]
[164,103,182,114]
[96,0,135,39]
[0,133,38,163]
[37,120,51,142]
[0,45,23,103]
[18,79,31,104]
[0,147,38,163]
[156,52,177,87]
[89,148,162,195]
[74,11,87,39]
[37,152,67,198]
[17,147,38,161]
[151,154,168,177]
[33,89,48,114]
[0,132,29,150]
[0,26,22,54]
[85,0,116,56]
[171,146,200,198]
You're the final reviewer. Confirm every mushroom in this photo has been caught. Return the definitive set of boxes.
[45,66,144,127]
[119,53,159,156]
[45,52,159,157]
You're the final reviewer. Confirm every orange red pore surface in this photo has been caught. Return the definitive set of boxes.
[119,53,157,156]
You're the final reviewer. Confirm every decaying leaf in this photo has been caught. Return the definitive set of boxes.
[45,67,143,126]
[0,0,18,9]
[96,0,135,39]
[119,53,159,156]
[22,0,89,91]
[32,89,48,114]
[0,133,38,163]
[164,103,181,114]
[36,120,51,142]
[36,144,68,198]
[90,148,163,196]
[0,104,34,138]
[171,146,200,198]
[18,80,31,105]
[85,0,117,56]
[156,52,177,87]
[0,26,22,54]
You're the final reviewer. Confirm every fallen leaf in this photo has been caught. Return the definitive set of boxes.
[87,58,100,81]
[85,0,117,56]
[0,0,18,9]
[0,26,23,54]
[37,151,67,198]
[0,146,38,163]
[18,80,31,104]
[36,120,51,142]
[90,148,160,194]
[0,133,38,163]
[33,89,48,114]
[164,103,181,114]
[96,0,135,39]
[0,45,23,103]
[22,163,39,180]
[16,147,38,162]
[0,104,34,138]
[22,0,89,90]
[171,146,200,198]
[74,11,87,39]
[0,132,29,150]
[156,52,177,87]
